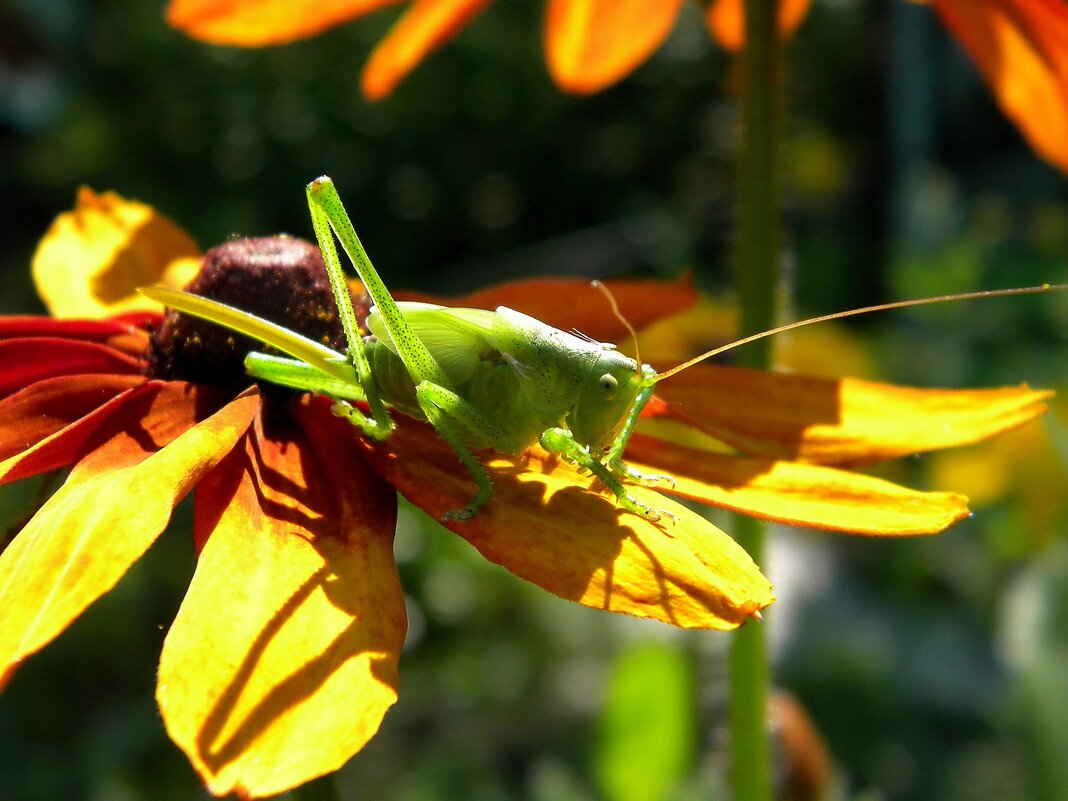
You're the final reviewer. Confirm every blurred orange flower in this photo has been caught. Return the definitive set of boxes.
[166,0,1068,173]
[0,188,1052,797]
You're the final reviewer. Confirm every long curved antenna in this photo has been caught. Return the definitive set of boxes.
[591,280,642,370]
[654,283,1068,383]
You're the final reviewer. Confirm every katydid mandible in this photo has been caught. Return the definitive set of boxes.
[140,176,1067,523]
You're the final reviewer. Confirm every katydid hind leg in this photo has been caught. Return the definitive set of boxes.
[413,381,505,520]
[307,176,452,392]
[305,178,393,439]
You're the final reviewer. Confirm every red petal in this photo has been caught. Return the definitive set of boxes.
[0,390,258,688]
[0,338,142,397]
[0,317,140,342]
[0,374,145,469]
[162,401,403,797]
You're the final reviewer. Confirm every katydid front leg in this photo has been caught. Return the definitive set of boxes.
[603,365,675,490]
[539,427,670,522]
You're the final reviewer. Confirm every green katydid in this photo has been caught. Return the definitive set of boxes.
[140,176,1066,523]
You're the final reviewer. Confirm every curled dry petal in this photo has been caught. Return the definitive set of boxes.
[653,364,1052,465]
[362,0,493,99]
[32,187,200,318]
[159,402,403,798]
[167,0,402,46]
[357,413,774,630]
[544,0,684,94]
[625,434,970,536]
[0,388,258,689]
[934,0,1068,174]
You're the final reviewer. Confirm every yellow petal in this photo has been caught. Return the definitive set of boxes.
[158,404,403,798]
[545,0,684,94]
[706,0,811,51]
[0,388,257,689]
[166,0,402,45]
[654,364,1052,464]
[625,434,969,536]
[933,0,1068,174]
[361,0,493,100]
[32,187,201,319]
[358,414,774,630]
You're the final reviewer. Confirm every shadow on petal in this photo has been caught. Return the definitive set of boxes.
[359,416,772,630]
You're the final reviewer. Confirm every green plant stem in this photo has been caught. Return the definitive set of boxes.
[729,1,783,800]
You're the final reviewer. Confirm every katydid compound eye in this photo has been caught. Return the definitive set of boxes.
[599,373,618,394]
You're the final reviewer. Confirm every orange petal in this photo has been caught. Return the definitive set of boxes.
[398,274,698,345]
[706,0,812,51]
[544,0,684,94]
[654,364,1052,464]
[933,0,1068,174]
[159,402,402,798]
[357,412,773,630]
[0,374,145,472]
[624,434,969,536]
[361,0,493,99]
[0,388,257,689]
[32,187,201,319]
[167,0,401,46]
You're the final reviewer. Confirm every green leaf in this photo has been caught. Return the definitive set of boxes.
[593,642,696,801]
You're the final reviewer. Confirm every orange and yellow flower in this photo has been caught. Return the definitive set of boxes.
[165,0,1068,174]
[0,188,1051,797]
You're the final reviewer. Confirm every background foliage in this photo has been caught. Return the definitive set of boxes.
[2,0,1067,799]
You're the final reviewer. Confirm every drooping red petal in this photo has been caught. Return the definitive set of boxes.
[398,274,698,345]
[624,434,970,536]
[361,0,493,100]
[0,374,145,469]
[357,413,773,630]
[653,364,1052,465]
[0,389,258,689]
[934,0,1068,174]
[167,0,402,46]
[160,401,402,798]
[0,338,142,397]
[544,0,685,94]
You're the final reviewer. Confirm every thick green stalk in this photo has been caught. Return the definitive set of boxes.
[729,1,783,800]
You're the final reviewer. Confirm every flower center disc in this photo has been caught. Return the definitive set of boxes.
[145,236,364,395]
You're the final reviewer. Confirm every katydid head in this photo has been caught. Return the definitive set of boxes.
[569,345,648,452]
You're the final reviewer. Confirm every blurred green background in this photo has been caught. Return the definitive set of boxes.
[2,0,1067,800]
